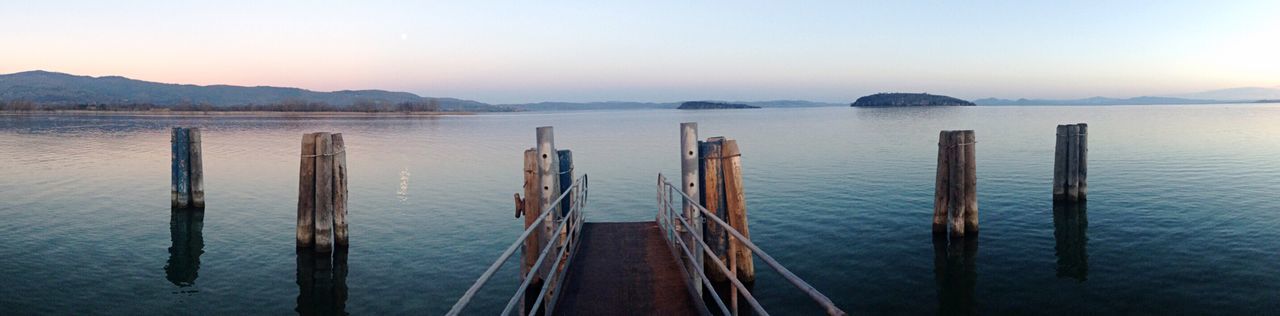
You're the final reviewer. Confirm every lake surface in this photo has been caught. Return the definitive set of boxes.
[2,105,1279,315]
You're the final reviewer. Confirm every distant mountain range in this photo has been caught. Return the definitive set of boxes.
[0,70,505,112]
[976,87,1280,105]
[3,70,1277,111]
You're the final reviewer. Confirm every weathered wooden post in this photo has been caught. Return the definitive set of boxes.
[297,133,318,248]
[1078,124,1088,200]
[314,133,335,253]
[680,122,703,296]
[535,126,561,282]
[520,149,542,282]
[332,134,349,247]
[1053,123,1088,202]
[297,132,349,252]
[933,132,950,235]
[962,131,978,234]
[720,139,754,282]
[188,128,205,208]
[171,128,190,208]
[700,137,728,282]
[934,130,978,238]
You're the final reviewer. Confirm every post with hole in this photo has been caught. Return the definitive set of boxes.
[679,122,704,297]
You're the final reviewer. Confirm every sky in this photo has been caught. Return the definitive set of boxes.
[1,1,1277,104]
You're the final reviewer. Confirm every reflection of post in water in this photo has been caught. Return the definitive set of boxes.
[296,247,349,316]
[1053,202,1088,281]
[166,209,204,287]
[933,236,978,316]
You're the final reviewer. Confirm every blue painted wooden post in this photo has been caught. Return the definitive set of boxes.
[557,149,574,217]
[171,128,191,208]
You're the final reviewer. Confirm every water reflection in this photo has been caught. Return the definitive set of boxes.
[933,237,977,316]
[296,248,349,316]
[165,209,204,287]
[1053,202,1088,281]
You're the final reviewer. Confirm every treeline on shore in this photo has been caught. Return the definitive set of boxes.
[0,99,446,113]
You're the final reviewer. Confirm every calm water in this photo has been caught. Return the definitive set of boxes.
[2,106,1279,315]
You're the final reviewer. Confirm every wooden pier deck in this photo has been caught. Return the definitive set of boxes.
[553,221,706,315]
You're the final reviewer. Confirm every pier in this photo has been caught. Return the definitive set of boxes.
[447,124,846,316]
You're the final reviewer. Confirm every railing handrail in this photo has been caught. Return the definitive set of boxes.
[658,173,847,316]
[447,174,588,316]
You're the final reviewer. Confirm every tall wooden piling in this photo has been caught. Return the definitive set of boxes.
[962,131,978,233]
[1065,125,1080,201]
[720,139,754,282]
[1077,124,1088,200]
[314,133,335,253]
[535,126,561,279]
[188,128,205,208]
[298,132,349,251]
[700,137,728,282]
[1053,123,1088,202]
[171,128,191,208]
[947,131,967,238]
[520,148,543,283]
[935,130,978,238]
[679,122,703,295]
[933,132,950,235]
[332,134,349,247]
[297,133,318,248]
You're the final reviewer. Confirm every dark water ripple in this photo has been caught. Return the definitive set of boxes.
[2,106,1280,314]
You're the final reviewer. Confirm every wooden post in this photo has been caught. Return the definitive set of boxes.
[332,133,349,247]
[1077,123,1088,201]
[948,131,967,238]
[314,133,335,253]
[557,149,574,217]
[962,131,978,234]
[297,133,318,248]
[1065,125,1080,201]
[936,130,977,238]
[521,149,542,282]
[171,128,191,208]
[701,137,728,282]
[535,126,560,281]
[679,122,703,296]
[721,139,754,282]
[188,128,204,208]
[933,131,950,235]
[1053,125,1068,201]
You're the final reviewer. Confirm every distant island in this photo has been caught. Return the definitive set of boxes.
[0,70,508,112]
[677,101,760,110]
[851,93,975,107]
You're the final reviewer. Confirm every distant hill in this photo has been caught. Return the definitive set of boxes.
[0,70,508,111]
[504,99,840,111]
[973,96,1236,106]
[1163,87,1280,101]
[678,101,759,110]
[504,101,678,111]
[851,93,974,107]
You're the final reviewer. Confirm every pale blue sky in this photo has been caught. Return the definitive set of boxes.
[1,1,1277,103]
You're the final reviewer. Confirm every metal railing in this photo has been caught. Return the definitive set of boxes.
[447,174,588,316]
[657,173,847,316]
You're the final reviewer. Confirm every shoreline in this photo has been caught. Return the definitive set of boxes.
[0,110,478,117]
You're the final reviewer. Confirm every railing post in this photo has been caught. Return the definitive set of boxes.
[680,122,703,297]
